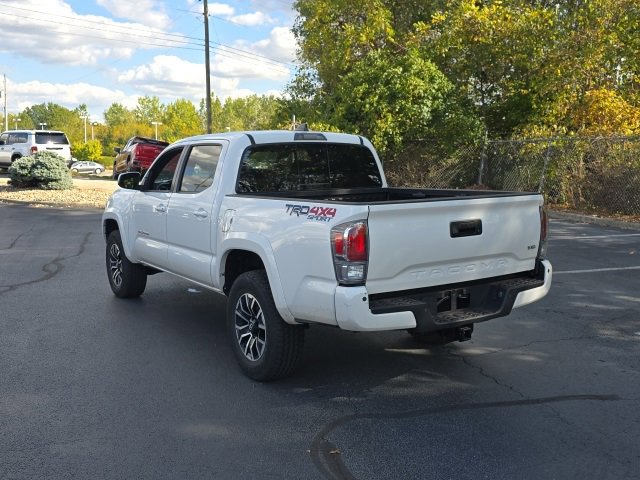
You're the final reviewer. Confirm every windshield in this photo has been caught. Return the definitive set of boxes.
[35,132,69,145]
[237,143,382,193]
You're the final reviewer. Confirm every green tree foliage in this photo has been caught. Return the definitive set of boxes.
[73,139,103,161]
[291,0,640,141]
[134,96,165,124]
[8,151,73,190]
[332,49,481,156]
[162,98,201,142]
[104,103,134,127]
[22,103,81,138]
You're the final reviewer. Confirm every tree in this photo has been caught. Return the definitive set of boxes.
[104,103,134,127]
[162,99,201,142]
[134,96,164,125]
[332,49,481,156]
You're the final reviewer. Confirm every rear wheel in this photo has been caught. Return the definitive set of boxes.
[106,230,147,298]
[71,168,79,175]
[95,168,103,174]
[227,270,304,381]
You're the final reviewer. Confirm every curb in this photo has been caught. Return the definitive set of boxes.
[549,210,640,231]
[0,198,104,211]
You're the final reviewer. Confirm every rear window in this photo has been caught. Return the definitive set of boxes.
[236,143,382,193]
[35,133,69,145]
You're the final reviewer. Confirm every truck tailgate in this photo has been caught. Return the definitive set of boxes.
[366,194,543,294]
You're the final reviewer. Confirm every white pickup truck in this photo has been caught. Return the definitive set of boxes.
[102,130,552,381]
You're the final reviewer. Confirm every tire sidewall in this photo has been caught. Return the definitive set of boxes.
[106,230,146,298]
[227,271,285,380]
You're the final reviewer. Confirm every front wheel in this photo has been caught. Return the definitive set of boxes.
[227,270,304,381]
[106,230,147,298]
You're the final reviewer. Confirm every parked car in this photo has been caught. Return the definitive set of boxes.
[0,130,73,169]
[70,160,105,175]
[112,136,168,179]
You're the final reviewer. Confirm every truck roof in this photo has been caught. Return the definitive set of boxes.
[171,130,367,147]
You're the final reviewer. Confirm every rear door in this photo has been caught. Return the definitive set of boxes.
[365,194,543,294]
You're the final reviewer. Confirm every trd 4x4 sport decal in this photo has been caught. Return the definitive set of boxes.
[285,204,337,222]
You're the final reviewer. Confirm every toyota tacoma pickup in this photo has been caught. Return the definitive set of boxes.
[102,130,552,381]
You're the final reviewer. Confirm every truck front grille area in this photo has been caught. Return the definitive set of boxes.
[368,264,545,333]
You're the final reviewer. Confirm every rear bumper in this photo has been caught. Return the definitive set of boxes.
[335,259,552,332]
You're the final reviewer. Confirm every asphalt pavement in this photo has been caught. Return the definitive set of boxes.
[1,203,639,479]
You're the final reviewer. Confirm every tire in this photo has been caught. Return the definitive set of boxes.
[106,230,147,298]
[112,163,118,179]
[95,168,103,174]
[227,270,304,381]
[71,168,78,175]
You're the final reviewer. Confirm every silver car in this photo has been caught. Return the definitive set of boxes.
[70,161,105,175]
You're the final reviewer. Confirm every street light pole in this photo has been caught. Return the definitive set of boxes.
[91,122,98,141]
[81,114,88,143]
[151,121,162,140]
[15,117,20,130]
[39,122,47,130]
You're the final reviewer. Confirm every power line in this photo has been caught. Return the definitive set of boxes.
[0,2,295,70]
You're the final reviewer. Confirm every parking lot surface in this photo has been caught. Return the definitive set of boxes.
[1,203,639,479]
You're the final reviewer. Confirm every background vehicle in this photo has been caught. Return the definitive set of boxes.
[0,130,72,169]
[112,136,168,179]
[102,130,552,381]
[70,160,105,175]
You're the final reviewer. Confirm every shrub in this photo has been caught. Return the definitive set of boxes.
[72,140,103,161]
[9,151,73,190]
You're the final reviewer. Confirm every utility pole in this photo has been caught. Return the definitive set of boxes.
[202,0,212,134]
[3,74,7,132]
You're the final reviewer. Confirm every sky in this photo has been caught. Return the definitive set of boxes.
[0,0,298,123]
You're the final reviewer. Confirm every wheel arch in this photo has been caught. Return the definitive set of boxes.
[220,241,295,323]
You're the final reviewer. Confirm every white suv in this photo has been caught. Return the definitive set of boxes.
[0,130,72,169]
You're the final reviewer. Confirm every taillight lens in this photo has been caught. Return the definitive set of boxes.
[331,220,368,285]
[30,146,38,154]
[538,207,548,259]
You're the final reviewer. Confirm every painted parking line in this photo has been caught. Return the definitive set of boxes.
[555,266,640,275]
[550,233,640,240]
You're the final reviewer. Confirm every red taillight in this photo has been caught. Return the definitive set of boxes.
[31,146,38,154]
[345,223,367,261]
[331,230,345,257]
[331,220,368,285]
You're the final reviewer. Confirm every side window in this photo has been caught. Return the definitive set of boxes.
[178,144,222,194]
[145,148,183,192]
[9,133,27,144]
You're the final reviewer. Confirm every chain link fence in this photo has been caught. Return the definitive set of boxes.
[384,136,640,218]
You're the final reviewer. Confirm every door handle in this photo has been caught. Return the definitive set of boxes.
[194,208,208,219]
[154,204,167,213]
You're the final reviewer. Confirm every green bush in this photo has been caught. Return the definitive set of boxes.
[9,151,73,190]
[72,140,103,161]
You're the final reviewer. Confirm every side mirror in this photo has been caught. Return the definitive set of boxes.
[117,171,142,190]
[114,147,121,154]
